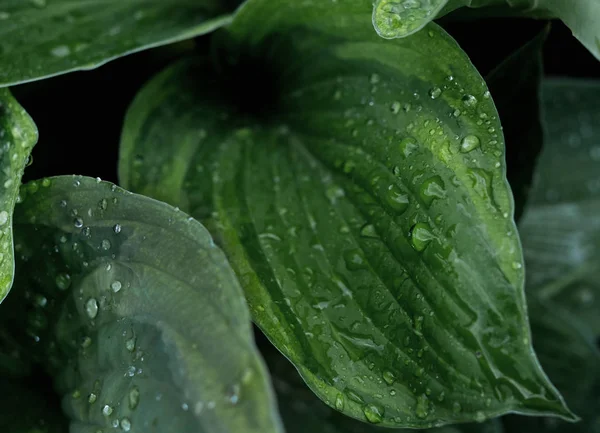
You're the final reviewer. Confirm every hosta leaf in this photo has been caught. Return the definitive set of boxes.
[0,176,283,433]
[0,89,37,303]
[373,1,600,61]
[510,79,600,432]
[0,0,237,87]
[0,377,68,433]
[119,0,572,427]
[263,344,505,433]
[485,26,548,221]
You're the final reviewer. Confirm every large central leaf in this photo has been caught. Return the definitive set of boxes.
[0,176,283,433]
[119,0,571,427]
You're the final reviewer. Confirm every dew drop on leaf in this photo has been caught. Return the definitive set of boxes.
[462,94,478,107]
[383,370,396,385]
[429,87,442,99]
[85,298,99,319]
[460,135,480,153]
[384,184,409,213]
[129,387,140,410]
[409,222,434,252]
[415,394,429,419]
[399,137,418,158]
[363,403,384,424]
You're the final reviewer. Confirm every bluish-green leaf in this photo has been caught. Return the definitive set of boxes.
[0,0,237,87]
[373,0,600,61]
[0,176,283,433]
[119,0,572,427]
[0,89,37,303]
[510,79,600,432]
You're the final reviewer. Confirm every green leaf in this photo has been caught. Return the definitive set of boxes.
[485,26,548,221]
[0,176,283,433]
[263,343,505,433]
[510,79,600,432]
[0,89,37,303]
[0,0,237,87]
[0,377,68,433]
[119,0,572,427]
[372,0,449,38]
[374,1,600,61]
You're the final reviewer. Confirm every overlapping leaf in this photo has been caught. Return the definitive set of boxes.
[119,0,571,427]
[372,0,600,61]
[0,89,37,303]
[0,0,239,87]
[511,79,600,432]
[0,176,283,433]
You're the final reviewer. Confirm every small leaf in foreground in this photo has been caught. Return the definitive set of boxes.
[0,88,38,303]
[0,0,237,87]
[0,176,283,433]
[372,0,449,38]
[120,0,573,427]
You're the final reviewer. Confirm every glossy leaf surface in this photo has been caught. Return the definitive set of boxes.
[0,176,283,433]
[120,0,571,427]
[0,0,236,87]
[374,0,600,61]
[0,89,37,303]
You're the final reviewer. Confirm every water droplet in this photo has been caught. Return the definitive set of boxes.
[74,217,83,228]
[102,404,113,416]
[125,336,136,352]
[415,394,429,419]
[226,384,241,405]
[30,0,46,8]
[85,298,99,319]
[370,73,381,84]
[120,418,131,431]
[475,411,486,422]
[419,176,445,207]
[98,198,108,210]
[429,87,442,99]
[335,393,345,411]
[384,184,409,213]
[399,137,418,158]
[55,272,71,290]
[462,94,478,107]
[88,393,98,404]
[363,403,384,424]
[390,101,401,114]
[0,211,8,226]
[101,239,111,250]
[409,223,434,252]
[111,280,122,293]
[50,45,70,58]
[113,224,122,234]
[343,249,368,271]
[360,223,378,239]
[129,387,140,410]
[0,11,10,20]
[81,336,92,348]
[383,370,395,385]
[512,261,522,270]
[460,135,480,153]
